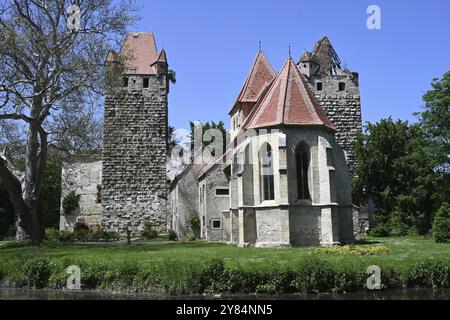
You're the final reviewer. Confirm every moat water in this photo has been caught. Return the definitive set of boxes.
[0,288,449,300]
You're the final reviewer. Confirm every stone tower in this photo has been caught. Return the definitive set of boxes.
[102,32,169,234]
[298,36,362,175]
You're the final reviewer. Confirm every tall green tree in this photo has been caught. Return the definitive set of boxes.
[0,0,137,244]
[189,121,228,158]
[416,71,450,204]
[353,118,437,235]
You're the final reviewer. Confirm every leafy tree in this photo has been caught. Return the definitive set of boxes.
[432,203,449,243]
[416,71,450,205]
[353,118,437,235]
[38,160,62,229]
[189,121,228,159]
[0,0,137,244]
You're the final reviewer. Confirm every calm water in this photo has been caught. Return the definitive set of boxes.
[0,288,449,300]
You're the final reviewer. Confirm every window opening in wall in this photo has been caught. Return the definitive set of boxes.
[211,219,222,229]
[215,188,229,196]
[296,143,311,200]
[326,148,334,167]
[259,143,274,201]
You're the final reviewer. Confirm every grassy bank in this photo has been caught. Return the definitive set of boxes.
[0,237,448,295]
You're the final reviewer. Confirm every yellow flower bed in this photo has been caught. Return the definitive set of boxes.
[316,245,390,255]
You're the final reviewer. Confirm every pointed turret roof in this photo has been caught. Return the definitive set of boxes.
[108,32,160,75]
[243,56,336,131]
[299,50,313,62]
[155,48,168,64]
[229,50,276,115]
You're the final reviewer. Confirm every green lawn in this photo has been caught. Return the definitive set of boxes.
[0,237,448,293]
[0,237,448,269]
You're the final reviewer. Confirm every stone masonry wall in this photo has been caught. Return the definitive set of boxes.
[309,74,362,176]
[60,158,102,231]
[102,76,168,235]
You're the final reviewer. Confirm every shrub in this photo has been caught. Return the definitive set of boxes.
[74,223,89,232]
[168,230,178,241]
[80,262,108,289]
[255,268,295,294]
[406,259,450,288]
[187,235,197,241]
[332,264,365,293]
[45,229,120,243]
[73,229,90,242]
[199,258,225,293]
[45,228,60,241]
[189,215,201,237]
[293,257,335,293]
[22,258,51,289]
[141,222,158,240]
[58,230,75,243]
[433,203,449,243]
[62,191,79,216]
[368,223,391,237]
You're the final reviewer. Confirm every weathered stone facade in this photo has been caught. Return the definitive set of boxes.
[298,37,362,175]
[102,80,169,234]
[60,32,170,235]
[171,48,356,247]
[309,76,362,175]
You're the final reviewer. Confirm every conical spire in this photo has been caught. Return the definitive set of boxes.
[243,56,335,131]
[230,50,276,115]
[299,50,312,62]
[156,48,167,63]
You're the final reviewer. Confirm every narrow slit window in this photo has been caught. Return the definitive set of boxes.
[143,78,149,88]
[296,143,311,200]
[326,148,334,167]
[259,143,274,201]
[317,82,323,91]
[329,171,336,203]
[122,77,129,88]
[338,82,345,91]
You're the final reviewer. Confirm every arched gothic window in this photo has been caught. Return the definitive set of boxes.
[259,143,274,201]
[296,143,311,200]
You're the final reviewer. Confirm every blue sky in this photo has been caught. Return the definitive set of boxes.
[133,0,450,130]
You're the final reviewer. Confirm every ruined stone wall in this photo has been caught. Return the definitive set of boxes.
[309,74,362,176]
[102,76,168,235]
[201,164,230,242]
[60,158,102,231]
[169,166,200,239]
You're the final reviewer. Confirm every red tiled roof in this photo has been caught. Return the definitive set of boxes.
[229,51,276,115]
[109,32,160,75]
[243,56,336,131]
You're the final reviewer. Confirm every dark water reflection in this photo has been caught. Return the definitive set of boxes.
[0,288,449,300]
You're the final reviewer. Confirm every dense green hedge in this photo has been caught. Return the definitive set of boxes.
[45,229,121,243]
[0,256,448,294]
